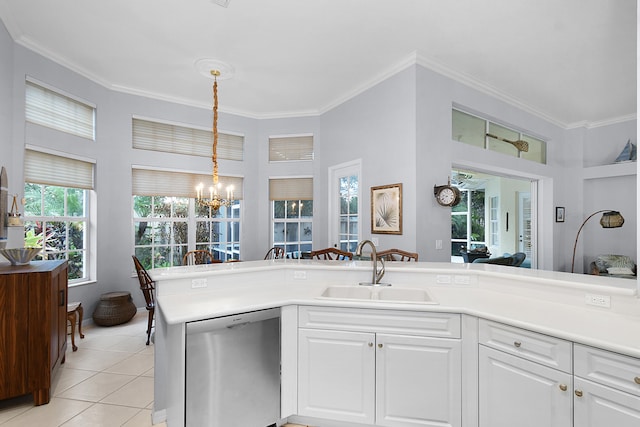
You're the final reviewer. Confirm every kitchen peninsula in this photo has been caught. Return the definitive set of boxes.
[151,260,640,427]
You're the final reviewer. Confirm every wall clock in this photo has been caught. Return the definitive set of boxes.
[433,182,461,207]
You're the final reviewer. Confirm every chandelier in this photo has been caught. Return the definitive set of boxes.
[196,69,234,212]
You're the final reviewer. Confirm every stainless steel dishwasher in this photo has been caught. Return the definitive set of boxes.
[185,307,280,427]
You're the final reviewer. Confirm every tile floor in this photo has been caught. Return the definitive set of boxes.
[0,311,165,427]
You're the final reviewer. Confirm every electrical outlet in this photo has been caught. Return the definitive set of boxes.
[585,293,611,308]
[293,271,307,280]
[454,275,470,285]
[435,240,443,250]
[191,278,207,288]
[436,275,451,284]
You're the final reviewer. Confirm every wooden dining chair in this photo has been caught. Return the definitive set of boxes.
[183,249,217,265]
[264,246,285,260]
[377,248,419,262]
[131,255,156,345]
[310,247,353,260]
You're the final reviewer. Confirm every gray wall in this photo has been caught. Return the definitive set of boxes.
[0,19,636,318]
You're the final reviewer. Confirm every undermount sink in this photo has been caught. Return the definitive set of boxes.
[319,286,437,304]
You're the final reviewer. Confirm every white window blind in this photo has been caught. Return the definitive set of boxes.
[25,80,95,140]
[132,118,244,160]
[269,178,313,201]
[24,149,95,190]
[269,135,314,161]
[132,169,244,199]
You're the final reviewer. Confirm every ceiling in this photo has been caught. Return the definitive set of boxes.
[0,0,636,127]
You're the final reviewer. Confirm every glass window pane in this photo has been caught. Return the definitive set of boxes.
[287,201,300,219]
[173,198,189,218]
[451,215,468,239]
[173,222,188,245]
[451,241,466,257]
[66,188,85,216]
[24,183,42,216]
[274,201,286,219]
[67,251,83,280]
[452,109,486,148]
[154,222,171,245]
[340,217,349,234]
[133,196,152,218]
[300,200,313,218]
[43,186,64,216]
[153,197,171,217]
[452,191,468,212]
[273,222,285,243]
[286,223,299,242]
[154,246,171,268]
[135,221,153,245]
[521,135,546,164]
[47,221,66,251]
[69,221,84,250]
[487,123,519,157]
[349,217,358,235]
[301,222,312,242]
[135,247,153,270]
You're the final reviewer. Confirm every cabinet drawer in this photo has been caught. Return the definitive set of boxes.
[299,306,461,338]
[479,319,572,372]
[574,344,640,397]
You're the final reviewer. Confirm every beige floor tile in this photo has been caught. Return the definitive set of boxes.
[63,348,134,372]
[121,409,163,427]
[57,372,135,402]
[0,397,91,427]
[72,334,132,351]
[59,402,140,427]
[141,366,154,378]
[51,368,98,396]
[100,376,154,408]
[0,395,32,424]
[103,353,154,376]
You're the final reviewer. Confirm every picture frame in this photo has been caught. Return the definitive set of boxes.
[371,183,402,234]
[555,206,565,223]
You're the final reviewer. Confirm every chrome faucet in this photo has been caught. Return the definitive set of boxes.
[355,239,387,285]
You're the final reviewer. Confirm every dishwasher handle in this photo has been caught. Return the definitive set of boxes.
[186,307,280,335]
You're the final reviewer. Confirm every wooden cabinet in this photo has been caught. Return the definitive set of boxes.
[297,306,462,427]
[0,260,68,405]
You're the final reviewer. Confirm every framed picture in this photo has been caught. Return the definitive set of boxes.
[555,206,565,223]
[371,183,402,234]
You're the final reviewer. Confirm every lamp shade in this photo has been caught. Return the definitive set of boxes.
[599,211,624,228]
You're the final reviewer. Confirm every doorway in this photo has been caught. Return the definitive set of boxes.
[451,168,536,268]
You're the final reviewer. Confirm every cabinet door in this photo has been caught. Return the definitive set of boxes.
[479,345,572,427]
[298,328,375,424]
[0,274,29,398]
[574,377,640,427]
[376,334,461,427]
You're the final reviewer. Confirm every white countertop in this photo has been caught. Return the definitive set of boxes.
[152,260,640,358]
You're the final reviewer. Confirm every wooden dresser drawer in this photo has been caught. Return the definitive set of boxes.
[574,344,640,397]
[298,306,461,338]
[479,319,572,372]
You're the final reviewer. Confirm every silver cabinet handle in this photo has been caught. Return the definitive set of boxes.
[575,390,583,397]
[634,377,640,385]
[514,341,522,348]
[378,343,383,349]
[368,342,373,347]
[559,384,567,392]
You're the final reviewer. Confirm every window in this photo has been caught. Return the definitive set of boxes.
[132,118,243,160]
[23,184,90,283]
[452,108,546,164]
[339,174,359,252]
[269,135,314,162]
[23,150,94,284]
[489,196,499,246]
[270,178,313,258]
[132,169,243,269]
[25,80,95,140]
[451,189,486,256]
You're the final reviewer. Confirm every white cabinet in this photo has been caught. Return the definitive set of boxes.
[478,320,573,427]
[479,321,640,427]
[573,344,640,426]
[297,306,462,427]
[479,346,572,427]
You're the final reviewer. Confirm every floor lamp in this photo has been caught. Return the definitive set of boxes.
[571,210,625,273]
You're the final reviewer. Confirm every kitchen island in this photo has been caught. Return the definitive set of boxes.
[150,260,640,427]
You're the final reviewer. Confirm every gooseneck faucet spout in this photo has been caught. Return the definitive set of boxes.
[355,239,386,285]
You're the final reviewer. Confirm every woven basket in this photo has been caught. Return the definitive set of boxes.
[92,292,137,326]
